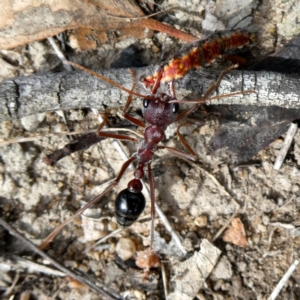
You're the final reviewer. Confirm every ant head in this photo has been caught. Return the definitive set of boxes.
[143,94,179,127]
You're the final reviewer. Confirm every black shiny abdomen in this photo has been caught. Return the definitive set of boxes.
[115,189,146,227]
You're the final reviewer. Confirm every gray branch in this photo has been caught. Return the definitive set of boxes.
[0,66,300,122]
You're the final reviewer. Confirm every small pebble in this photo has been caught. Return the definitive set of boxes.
[151,45,160,53]
[20,291,31,300]
[194,215,208,227]
[214,220,221,229]
[116,238,136,261]
[257,224,267,233]
[213,279,223,290]
[67,277,87,290]
[20,113,46,131]
[64,260,78,268]
[53,122,67,133]
[81,215,108,241]
[78,263,89,273]
[252,233,261,244]
[237,261,247,272]
[212,255,232,280]
[108,220,118,231]
[262,215,270,226]
[109,243,116,254]
[277,198,284,206]
[135,248,160,273]
[122,290,146,300]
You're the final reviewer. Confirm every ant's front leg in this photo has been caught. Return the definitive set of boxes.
[97,82,146,140]
[122,85,146,129]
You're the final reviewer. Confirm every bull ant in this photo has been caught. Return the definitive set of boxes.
[39,30,256,254]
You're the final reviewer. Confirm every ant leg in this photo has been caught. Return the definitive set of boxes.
[97,113,139,142]
[44,133,105,166]
[168,80,176,99]
[158,145,197,161]
[176,64,238,122]
[65,61,153,100]
[176,122,197,158]
[151,69,163,95]
[147,164,156,250]
[122,93,146,128]
[39,156,136,250]
[96,113,108,133]
[121,76,146,128]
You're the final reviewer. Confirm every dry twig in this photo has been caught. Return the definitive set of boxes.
[268,260,299,300]
[273,122,298,170]
[0,217,123,300]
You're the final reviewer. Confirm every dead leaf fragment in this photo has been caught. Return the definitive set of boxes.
[66,276,88,290]
[74,28,97,51]
[223,217,247,247]
[135,247,160,277]
[167,239,221,300]
[0,0,195,50]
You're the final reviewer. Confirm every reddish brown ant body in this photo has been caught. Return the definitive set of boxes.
[40,29,255,251]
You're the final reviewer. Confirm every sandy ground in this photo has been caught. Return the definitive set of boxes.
[1,0,300,299]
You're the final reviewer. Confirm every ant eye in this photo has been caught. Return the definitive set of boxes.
[143,99,149,108]
[172,103,179,113]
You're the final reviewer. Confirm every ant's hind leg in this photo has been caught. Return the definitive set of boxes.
[39,156,136,250]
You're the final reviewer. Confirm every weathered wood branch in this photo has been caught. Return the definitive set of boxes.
[0,66,300,122]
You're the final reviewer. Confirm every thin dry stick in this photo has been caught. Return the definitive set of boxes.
[89,215,153,252]
[109,5,177,21]
[47,37,72,71]
[213,192,250,243]
[154,202,187,256]
[265,227,276,254]
[0,130,93,145]
[212,210,239,242]
[268,260,299,300]
[161,261,168,298]
[0,128,142,146]
[0,255,65,277]
[87,227,123,252]
[201,167,240,208]
[2,272,20,298]
[274,122,298,170]
[275,194,295,210]
[0,217,122,300]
